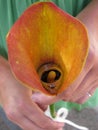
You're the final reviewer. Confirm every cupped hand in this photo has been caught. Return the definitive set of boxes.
[0,57,64,130]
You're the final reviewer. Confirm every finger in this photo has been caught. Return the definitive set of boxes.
[11,114,47,130]
[70,68,98,102]
[6,109,43,130]
[71,48,97,101]
[72,81,98,104]
[32,94,48,111]
[32,92,61,105]
[59,50,94,101]
[71,84,97,102]
[58,128,63,130]
[75,85,97,104]
[21,100,64,130]
[6,101,64,130]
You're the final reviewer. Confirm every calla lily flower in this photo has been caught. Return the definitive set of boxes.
[6,2,89,95]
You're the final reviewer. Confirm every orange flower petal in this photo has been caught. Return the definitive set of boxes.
[6,2,89,95]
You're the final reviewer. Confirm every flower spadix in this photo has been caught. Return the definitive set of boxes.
[6,2,89,95]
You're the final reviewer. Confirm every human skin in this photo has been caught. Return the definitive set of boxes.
[0,0,98,130]
[32,0,98,105]
[0,56,64,130]
[60,0,98,103]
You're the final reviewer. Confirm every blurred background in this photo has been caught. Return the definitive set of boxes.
[63,106,98,130]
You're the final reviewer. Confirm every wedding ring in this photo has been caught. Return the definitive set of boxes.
[87,92,92,97]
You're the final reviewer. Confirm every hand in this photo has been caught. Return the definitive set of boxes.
[56,0,98,104]
[61,45,98,103]
[32,1,98,106]
[0,57,64,130]
[33,1,98,105]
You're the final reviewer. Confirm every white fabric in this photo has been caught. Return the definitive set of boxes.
[45,107,89,130]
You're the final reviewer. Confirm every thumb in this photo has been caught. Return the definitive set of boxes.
[31,92,60,105]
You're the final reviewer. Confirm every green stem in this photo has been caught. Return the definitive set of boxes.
[49,104,56,118]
